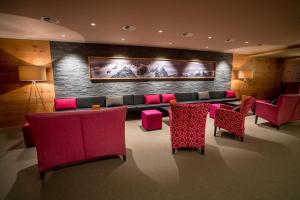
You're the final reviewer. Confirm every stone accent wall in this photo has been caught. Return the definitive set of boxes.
[50,42,232,97]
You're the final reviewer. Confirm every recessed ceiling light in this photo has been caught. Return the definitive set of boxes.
[224,38,236,43]
[182,32,194,37]
[244,41,249,44]
[121,38,125,41]
[40,16,59,24]
[122,25,136,31]
[208,36,213,39]
[168,42,173,45]
[61,34,65,38]
[90,22,96,26]
[205,46,209,49]
[158,30,163,33]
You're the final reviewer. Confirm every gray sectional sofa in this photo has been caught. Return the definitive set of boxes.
[67,91,239,113]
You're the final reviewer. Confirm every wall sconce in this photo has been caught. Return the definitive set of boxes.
[18,66,48,111]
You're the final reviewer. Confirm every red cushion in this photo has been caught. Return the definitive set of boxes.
[55,98,77,110]
[226,90,236,98]
[144,94,160,104]
[161,93,175,103]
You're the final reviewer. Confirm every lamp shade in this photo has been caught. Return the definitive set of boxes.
[238,70,254,79]
[18,66,47,81]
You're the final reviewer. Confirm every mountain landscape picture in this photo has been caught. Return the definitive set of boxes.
[89,56,216,80]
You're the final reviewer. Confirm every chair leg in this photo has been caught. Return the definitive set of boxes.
[240,137,244,142]
[214,126,217,136]
[201,148,205,155]
[255,116,258,124]
[40,171,45,180]
[172,148,176,154]
[122,155,126,162]
[276,126,279,130]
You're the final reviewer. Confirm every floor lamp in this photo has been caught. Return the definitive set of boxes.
[18,66,48,112]
[238,69,254,100]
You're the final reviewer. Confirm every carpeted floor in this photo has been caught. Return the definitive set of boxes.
[0,115,300,200]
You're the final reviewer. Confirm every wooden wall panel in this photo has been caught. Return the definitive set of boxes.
[279,58,300,82]
[231,54,281,99]
[0,38,54,128]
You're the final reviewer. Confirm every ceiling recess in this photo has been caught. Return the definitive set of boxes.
[40,16,60,24]
[122,25,136,31]
[182,32,194,37]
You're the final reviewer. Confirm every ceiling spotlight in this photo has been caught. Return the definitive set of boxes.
[205,46,209,49]
[90,22,96,26]
[158,30,163,33]
[244,41,249,44]
[168,42,173,45]
[182,32,194,37]
[208,36,213,39]
[225,38,236,43]
[61,34,65,38]
[40,16,59,24]
[122,25,136,31]
[121,38,125,41]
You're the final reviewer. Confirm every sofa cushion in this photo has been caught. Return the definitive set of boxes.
[190,92,198,100]
[209,91,226,99]
[55,98,77,111]
[161,93,175,103]
[106,96,123,107]
[133,94,144,105]
[175,93,192,102]
[198,91,210,100]
[226,90,236,98]
[76,96,106,108]
[145,94,161,104]
[123,95,134,105]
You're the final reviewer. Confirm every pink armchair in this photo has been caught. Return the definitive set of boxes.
[169,103,209,154]
[214,96,256,142]
[255,94,300,129]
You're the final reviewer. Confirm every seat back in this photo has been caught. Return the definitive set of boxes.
[170,103,209,149]
[276,94,300,124]
[239,96,256,117]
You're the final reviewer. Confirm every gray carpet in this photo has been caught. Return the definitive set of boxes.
[0,115,300,200]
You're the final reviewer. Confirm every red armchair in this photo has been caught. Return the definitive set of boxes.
[169,103,209,154]
[255,94,300,129]
[214,96,256,142]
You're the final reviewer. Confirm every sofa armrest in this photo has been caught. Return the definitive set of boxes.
[255,101,278,124]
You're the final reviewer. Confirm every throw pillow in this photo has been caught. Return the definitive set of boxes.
[161,93,175,103]
[55,98,77,111]
[198,91,210,100]
[226,90,236,98]
[106,96,124,107]
[144,94,160,104]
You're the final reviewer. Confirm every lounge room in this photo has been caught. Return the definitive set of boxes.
[0,0,300,200]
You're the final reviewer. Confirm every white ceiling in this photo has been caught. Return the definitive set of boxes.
[0,0,300,57]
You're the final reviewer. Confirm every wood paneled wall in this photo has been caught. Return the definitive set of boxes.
[231,54,281,99]
[279,57,300,82]
[0,38,54,128]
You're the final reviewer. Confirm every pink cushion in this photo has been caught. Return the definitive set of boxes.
[144,94,160,104]
[55,98,77,110]
[209,104,222,119]
[226,90,236,98]
[161,93,175,103]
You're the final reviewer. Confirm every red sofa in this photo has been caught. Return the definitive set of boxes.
[255,94,300,129]
[26,106,127,179]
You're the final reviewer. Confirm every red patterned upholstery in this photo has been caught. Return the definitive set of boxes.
[214,96,256,141]
[169,103,209,154]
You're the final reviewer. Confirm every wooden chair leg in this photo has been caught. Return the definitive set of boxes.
[122,155,126,162]
[40,171,45,180]
[201,148,205,155]
[255,116,258,124]
[172,148,176,154]
[276,126,279,130]
[240,137,244,142]
[214,126,217,136]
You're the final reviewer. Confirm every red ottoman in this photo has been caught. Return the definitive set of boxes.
[142,110,162,131]
[22,122,35,147]
[209,104,222,119]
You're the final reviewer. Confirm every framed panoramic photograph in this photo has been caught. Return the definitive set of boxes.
[88,56,216,81]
